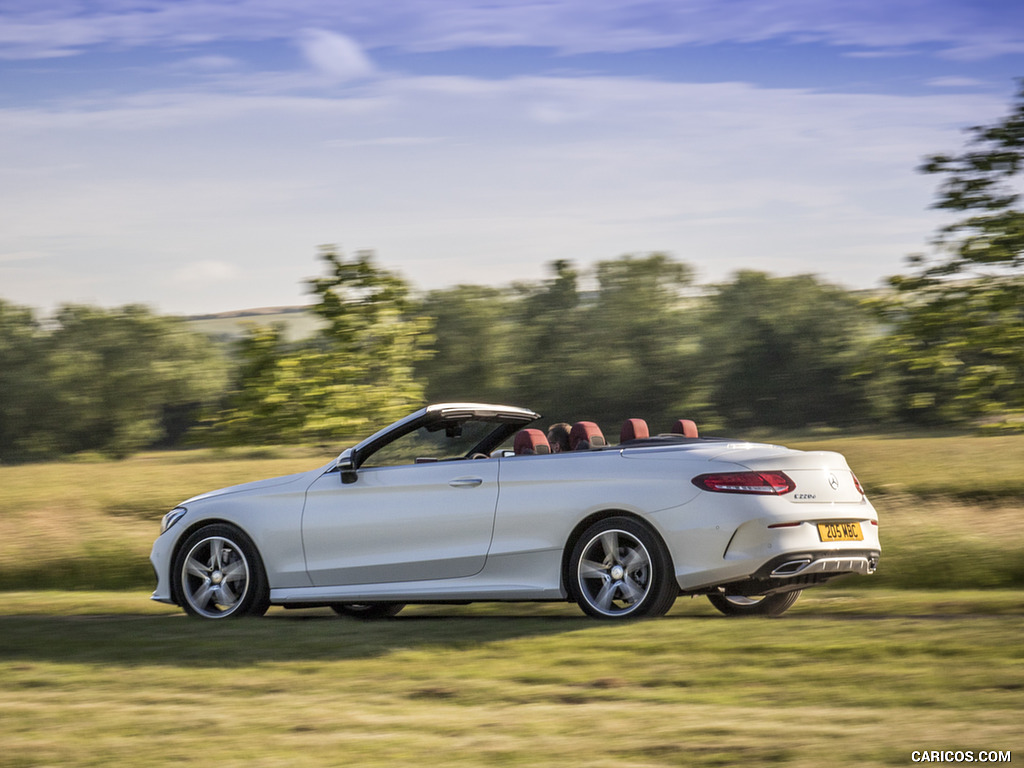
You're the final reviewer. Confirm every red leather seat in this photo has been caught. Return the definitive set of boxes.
[570,421,606,451]
[620,418,650,443]
[671,419,699,438]
[513,429,552,455]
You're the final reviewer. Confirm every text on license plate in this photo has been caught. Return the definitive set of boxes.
[817,522,863,542]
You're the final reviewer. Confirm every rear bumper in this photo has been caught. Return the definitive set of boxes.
[765,551,879,578]
[685,549,880,597]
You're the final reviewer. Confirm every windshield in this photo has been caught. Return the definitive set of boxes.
[358,418,511,468]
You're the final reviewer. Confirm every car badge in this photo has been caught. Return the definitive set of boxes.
[828,473,840,491]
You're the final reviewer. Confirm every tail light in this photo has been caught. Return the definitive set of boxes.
[852,473,865,495]
[692,471,796,495]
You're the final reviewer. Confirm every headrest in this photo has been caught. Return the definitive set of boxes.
[671,419,699,438]
[570,421,606,450]
[513,429,551,455]
[620,418,650,443]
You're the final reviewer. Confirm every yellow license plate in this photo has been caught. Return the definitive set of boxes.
[817,522,863,542]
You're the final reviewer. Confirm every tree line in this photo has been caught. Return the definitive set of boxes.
[1,247,1019,462]
[2,82,1022,461]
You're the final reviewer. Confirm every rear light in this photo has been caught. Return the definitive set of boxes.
[692,471,796,495]
[852,473,865,495]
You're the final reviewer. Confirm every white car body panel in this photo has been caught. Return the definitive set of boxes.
[301,460,501,586]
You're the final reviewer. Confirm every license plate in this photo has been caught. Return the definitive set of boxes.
[817,522,863,542]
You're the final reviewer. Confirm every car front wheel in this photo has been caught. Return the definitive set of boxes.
[569,517,677,619]
[707,590,801,617]
[174,524,270,619]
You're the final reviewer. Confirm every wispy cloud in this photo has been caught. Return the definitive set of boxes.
[298,29,375,82]
[927,76,989,88]
[1,65,1002,306]
[1,0,1022,61]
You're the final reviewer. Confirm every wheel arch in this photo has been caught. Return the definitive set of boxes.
[559,509,674,594]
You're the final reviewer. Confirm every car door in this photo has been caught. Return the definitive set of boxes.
[301,459,500,587]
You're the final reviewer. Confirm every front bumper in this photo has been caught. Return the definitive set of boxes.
[149,534,177,605]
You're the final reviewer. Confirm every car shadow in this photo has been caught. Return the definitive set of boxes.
[0,608,628,668]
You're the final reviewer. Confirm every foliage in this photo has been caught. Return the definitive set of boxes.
[418,283,519,405]
[866,277,1024,426]
[912,79,1024,279]
[0,301,226,461]
[0,300,51,460]
[874,81,1024,429]
[694,272,878,430]
[208,248,432,445]
[420,254,704,430]
[573,254,700,423]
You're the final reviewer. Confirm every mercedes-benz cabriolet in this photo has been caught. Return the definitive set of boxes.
[150,403,880,620]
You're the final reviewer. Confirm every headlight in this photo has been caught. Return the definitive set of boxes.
[160,507,187,534]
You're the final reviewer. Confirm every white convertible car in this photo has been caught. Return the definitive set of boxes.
[150,403,880,620]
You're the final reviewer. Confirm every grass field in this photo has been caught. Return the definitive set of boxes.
[0,434,1022,766]
[0,590,1021,767]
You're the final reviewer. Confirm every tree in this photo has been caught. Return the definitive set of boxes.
[0,300,52,461]
[878,81,1024,428]
[203,323,310,444]
[910,79,1024,281]
[866,279,1024,426]
[211,248,433,444]
[505,259,588,419]
[43,304,228,457]
[417,284,518,405]
[575,253,699,426]
[303,247,433,439]
[698,272,878,431]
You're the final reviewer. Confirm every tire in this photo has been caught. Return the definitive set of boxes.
[707,589,802,617]
[173,524,270,619]
[330,603,405,620]
[568,516,677,619]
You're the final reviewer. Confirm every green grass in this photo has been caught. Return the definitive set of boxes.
[0,590,1021,767]
[2,435,1023,766]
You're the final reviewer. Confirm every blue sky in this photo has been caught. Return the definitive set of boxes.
[2,0,1023,315]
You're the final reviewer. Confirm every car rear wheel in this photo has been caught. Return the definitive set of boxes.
[330,603,405,619]
[174,524,270,619]
[569,517,677,619]
[707,590,801,617]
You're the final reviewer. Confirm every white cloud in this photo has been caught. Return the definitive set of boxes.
[927,76,988,88]
[298,29,375,81]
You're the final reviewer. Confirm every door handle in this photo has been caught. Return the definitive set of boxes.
[449,477,484,488]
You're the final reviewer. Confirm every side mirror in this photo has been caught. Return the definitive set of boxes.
[336,450,359,485]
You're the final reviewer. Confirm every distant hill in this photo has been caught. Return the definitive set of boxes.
[183,306,322,343]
